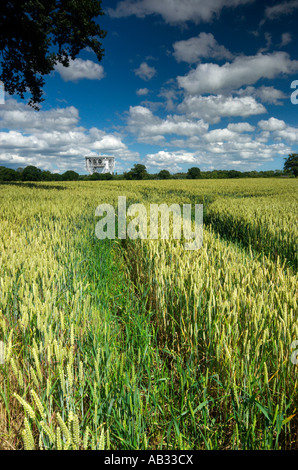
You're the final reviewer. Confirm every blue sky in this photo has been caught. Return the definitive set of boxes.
[1,0,298,174]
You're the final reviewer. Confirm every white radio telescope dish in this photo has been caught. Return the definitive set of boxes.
[85,155,115,175]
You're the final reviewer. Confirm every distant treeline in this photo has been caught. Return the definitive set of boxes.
[0,164,291,182]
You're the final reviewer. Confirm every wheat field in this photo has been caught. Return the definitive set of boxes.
[0,178,297,450]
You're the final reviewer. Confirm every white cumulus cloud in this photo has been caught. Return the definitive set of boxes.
[108,0,255,24]
[258,117,287,131]
[227,122,255,132]
[134,62,157,81]
[264,0,298,20]
[127,105,209,142]
[145,150,198,172]
[55,58,105,82]
[178,94,266,123]
[177,52,298,95]
[279,32,292,47]
[0,99,80,132]
[173,33,233,63]
[136,88,150,96]
[236,86,286,105]
[258,118,298,142]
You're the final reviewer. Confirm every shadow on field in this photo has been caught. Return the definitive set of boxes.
[0,182,67,190]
